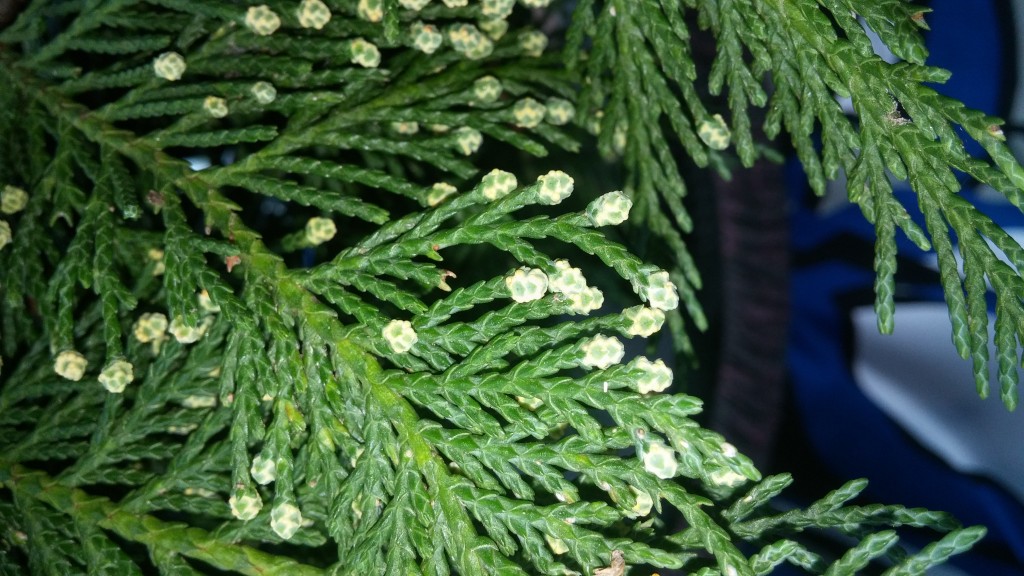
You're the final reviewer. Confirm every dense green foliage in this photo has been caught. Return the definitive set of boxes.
[0,0,1017,574]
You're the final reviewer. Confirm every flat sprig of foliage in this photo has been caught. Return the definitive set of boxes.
[568,0,1024,409]
[0,0,1000,575]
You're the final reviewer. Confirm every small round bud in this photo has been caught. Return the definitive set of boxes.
[250,455,277,485]
[383,320,418,353]
[245,5,281,36]
[643,441,678,479]
[480,169,516,201]
[0,220,11,251]
[518,30,548,57]
[148,248,165,276]
[399,0,431,10]
[391,121,420,135]
[641,271,679,311]
[54,350,88,381]
[567,286,603,315]
[298,0,332,29]
[229,488,262,521]
[453,127,482,156]
[410,21,442,54]
[305,217,336,245]
[350,38,381,68]
[198,290,220,313]
[512,98,546,128]
[2,185,28,214]
[633,357,672,394]
[472,76,503,104]
[580,334,624,369]
[478,18,508,40]
[271,501,303,540]
[250,81,277,104]
[203,96,228,118]
[427,182,457,206]
[623,306,664,338]
[547,259,586,295]
[182,395,217,408]
[586,191,632,226]
[357,0,383,22]
[505,266,548,303]
[133,313,168,343]
[536,170,573,205]
[544,98,575,126]
[98,359,134,393]
[697,113,731,150]
[481,0,515,19]
[169,316,208,344]
[153,52,186,81]
[447,24,493,60]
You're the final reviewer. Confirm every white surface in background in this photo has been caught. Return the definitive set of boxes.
[852,304,1024,503]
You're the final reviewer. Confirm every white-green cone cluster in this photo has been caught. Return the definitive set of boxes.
[383,320,418,353]
[357,0,383,22]
[203,96,228,118]
[633,357,673,394]
[245,5,281,36]
[98,360,134,393]
[1,185,28,214]
[271,502,303,540]
[153,51,185,81]
[518,30,548,57]
[472,76,503,104]
[505,267,548,303]
[250,81,277,104]
[410,21,443,54]
[643,441,678,479]
[544,98,575,126]
[229,489,263,521]
[623,305,665,338]
[298,0,332,29]
[480,169,517,201]
[512,98,546,128]
[305,217,337,245]
[448,24,493,60]
[481,0,514,19]
[427,183,457,206]
[697,113,732,150]
[453,127,482,156]
[133,312,168,343]
[586,191,632,226]
[350,38,381,68]
[54,350,88,381]
[536,171,573,205]
[547,260,586,295]
[567,286,604,315]
[250,454,277,485]
[580,335,624,369]
[640,271,679,311]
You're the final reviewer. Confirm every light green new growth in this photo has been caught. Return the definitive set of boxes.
[0,0,1011,574]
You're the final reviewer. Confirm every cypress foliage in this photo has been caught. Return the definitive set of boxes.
[0,1,1013,574]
